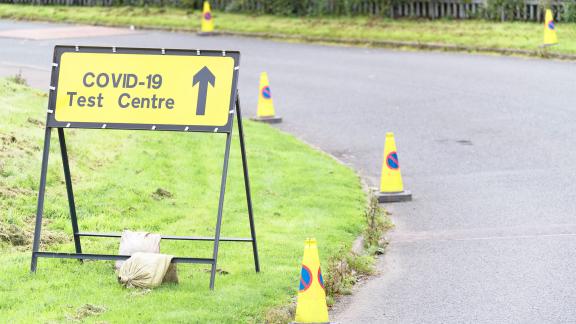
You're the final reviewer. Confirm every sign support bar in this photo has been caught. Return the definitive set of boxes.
[210,125,232,289]
[58,128,83,257]
[236,94,260,272]
[31,126,52,273]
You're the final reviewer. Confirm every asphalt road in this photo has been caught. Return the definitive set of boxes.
[2,20,576,323]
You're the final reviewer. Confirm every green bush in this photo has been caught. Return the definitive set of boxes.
[483,0,526,20]
[562,0,576,22]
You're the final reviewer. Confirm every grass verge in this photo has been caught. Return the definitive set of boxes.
[1,5,576,57]
[0,77,369,322]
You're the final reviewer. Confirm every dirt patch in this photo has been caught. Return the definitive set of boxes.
[152,188,173,200]
[0,133,18,147]
[27,117,45,127]
[0,133,33,157]
[66,304,107,321]
[0,186,33,199]
[202,268,229,275]
[0,133,39,174]
[40,228,70,247]
[0,219,69,248]
[0,224,29,246]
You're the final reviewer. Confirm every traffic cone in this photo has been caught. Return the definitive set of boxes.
[543,9,558,46]
[250,72,282,123]
[199,1,214,35]
[294,238,329,324]
[376,132,411,203]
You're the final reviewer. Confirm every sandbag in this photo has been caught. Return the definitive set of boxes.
[115,230,161,271]
[118,252,174,289]
[162,263,179,284]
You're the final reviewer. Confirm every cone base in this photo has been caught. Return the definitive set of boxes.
[376,190,412,203]
[197,31,218,36]
[250,116,283,124]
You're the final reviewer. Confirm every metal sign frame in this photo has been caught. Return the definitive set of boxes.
[31,46,260,290]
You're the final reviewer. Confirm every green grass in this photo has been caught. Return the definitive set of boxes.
[0,78,366,323]
[0,4,576,56]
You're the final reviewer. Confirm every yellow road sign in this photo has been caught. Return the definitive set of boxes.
[48,46,239,132]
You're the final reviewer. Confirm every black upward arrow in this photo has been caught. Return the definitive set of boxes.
[193,66,215,115]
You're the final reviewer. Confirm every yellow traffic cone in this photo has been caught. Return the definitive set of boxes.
[250,72,282,123]
[199,1,214,35]
[543,9,558,46]
[376,132,411,203]
[294,238,329,324]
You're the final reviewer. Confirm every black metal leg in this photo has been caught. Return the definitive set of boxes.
[58,128,83,257]
[210,131,233,290]
[31,127,52,272]
[235,95,260,273]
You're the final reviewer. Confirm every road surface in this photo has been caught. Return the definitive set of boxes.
[1,20,576,323]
